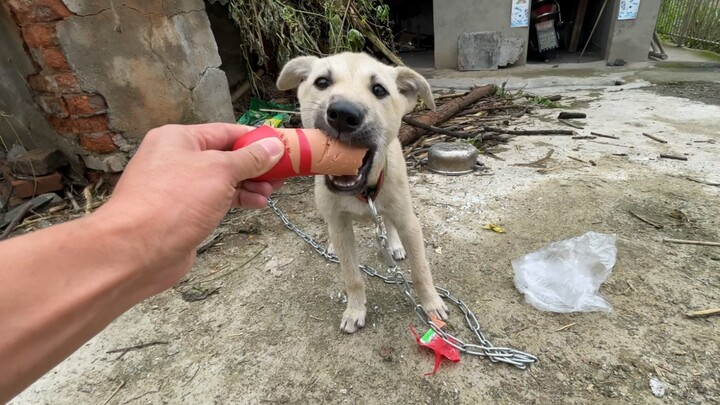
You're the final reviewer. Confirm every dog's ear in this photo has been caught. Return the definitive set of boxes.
[277,56,319,91]
[395,67,435,111]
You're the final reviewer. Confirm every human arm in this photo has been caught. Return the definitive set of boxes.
[0,123,284,402]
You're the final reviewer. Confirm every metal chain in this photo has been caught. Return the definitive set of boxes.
[267,197,538,369]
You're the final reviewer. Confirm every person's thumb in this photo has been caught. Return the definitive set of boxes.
[229,137,284,182]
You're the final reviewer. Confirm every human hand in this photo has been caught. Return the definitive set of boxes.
[96,123,284,293]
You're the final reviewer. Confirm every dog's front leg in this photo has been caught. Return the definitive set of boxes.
[327,217,367,333]
[391,213,449,321]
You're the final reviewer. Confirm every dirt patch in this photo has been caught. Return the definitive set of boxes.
[11,80,720,404]
[650,81,720,106]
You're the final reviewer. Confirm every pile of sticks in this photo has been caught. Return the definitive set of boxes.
[401,84,574,161]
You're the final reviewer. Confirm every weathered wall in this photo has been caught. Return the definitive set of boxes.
[3,0,233,173]
[606,0,662,62]
[433,0,529,69]
[58,0,234,142]
[0,2,80,167]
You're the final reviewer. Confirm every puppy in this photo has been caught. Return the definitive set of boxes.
[277,52,448,333]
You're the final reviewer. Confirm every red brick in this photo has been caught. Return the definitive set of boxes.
[52,73,82,92]
[64,94,107,116]
[8,0,72,23]
[38,47,71,72]
[79,132,116,154]
[49,115,109,135]
[26,74,56,93]
[36,95,68,117]
[21,23,57,48]
[11,172,64,199]
[9,148,67,176]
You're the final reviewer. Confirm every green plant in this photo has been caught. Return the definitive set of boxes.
[227,0,395,95]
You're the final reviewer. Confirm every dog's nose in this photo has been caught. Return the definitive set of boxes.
[326,101,364,133]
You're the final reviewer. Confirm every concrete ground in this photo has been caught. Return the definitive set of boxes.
[11,50,720,404]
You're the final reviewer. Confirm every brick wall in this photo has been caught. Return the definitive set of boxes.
[8,0,119,158]
[2,0,233,174]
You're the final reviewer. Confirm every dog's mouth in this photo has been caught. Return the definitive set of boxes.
[325,147,375,194]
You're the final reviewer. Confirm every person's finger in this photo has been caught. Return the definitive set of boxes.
[241,181,275,197]
[227,138,284,183]
[232,189,270,209]
[269,180,285,190]
[184,123,257,151]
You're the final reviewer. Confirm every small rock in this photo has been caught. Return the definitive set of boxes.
[339,389,348,395]
[7,145,27,160]
[650,377,666,397]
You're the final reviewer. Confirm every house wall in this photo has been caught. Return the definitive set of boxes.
[606,0,662,62]
[0,2,81,167]
[433,0,529,69]
[433,0,660,69]
[2,0,234,173]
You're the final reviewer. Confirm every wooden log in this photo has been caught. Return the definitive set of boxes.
[399,84,497,146]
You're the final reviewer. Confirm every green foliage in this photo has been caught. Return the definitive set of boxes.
[227,0,395,94]
[656,0,720,53]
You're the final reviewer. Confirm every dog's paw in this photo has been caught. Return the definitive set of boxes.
[388,241,406,260]
[419,291,449,321]
[386,229,406,260]
[340,306,367,334]
[327,243,335,256]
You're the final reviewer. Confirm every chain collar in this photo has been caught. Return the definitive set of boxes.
[356,157,387,203]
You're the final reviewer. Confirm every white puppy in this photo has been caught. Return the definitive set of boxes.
[277,52,448,333]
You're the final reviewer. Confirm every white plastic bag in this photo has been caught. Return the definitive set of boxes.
[512,232,617,313]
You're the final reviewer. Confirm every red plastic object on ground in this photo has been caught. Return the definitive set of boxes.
[232,125,367,182]
[410,325,461,376]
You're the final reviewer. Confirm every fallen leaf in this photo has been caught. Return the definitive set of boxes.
[482,224,506,233]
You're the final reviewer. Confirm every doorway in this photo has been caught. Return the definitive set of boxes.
[527,0,616,64]
[386,0,435,68]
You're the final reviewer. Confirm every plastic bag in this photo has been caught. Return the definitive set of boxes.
[512,232,617,313]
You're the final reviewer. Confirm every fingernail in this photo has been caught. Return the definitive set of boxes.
[259,138,284,158]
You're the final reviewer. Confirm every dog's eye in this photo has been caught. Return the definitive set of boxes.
[314,77,332,90]
[372,84,388,99]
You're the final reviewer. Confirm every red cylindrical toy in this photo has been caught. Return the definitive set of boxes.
[232,126,368,182]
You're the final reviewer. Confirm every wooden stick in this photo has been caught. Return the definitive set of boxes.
[457,104,523,116]
[101,381,126,405]
[83,185,93,216]
[559,119,584,129]
[662,238,720,247]
[659,154,688,161]
[684,176,720,187]
[686,308,720,318]
[578,0,609,61]
[629,211,663,229]
[434,92,468,100]
[555,322,577,332]
[349,5,404,66]
[64,190,80,211]
[591,131,620,139]
[0,203,32,240]
[642,132,668,143]
[399,84,497,146]
[402,117,475,139]
[482,126,575,136]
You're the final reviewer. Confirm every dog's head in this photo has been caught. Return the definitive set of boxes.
[277,52,434,195]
